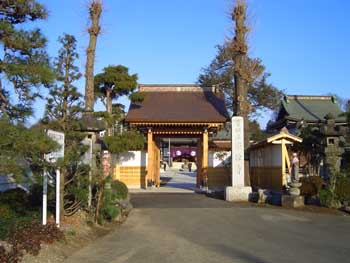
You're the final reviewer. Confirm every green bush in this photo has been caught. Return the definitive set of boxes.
[111,180,128,201]
[300,176,324,197]
[0,188,29,214]
[0,203,17,239]
[100,205,120,221]
[98,177,122,223]
[0,188,42,240]
[319,188,334,208]
[335,175,350,202]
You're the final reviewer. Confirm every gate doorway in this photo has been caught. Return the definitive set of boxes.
[146,132,209,190]
[124,84,229,191]
[159,138,198,190]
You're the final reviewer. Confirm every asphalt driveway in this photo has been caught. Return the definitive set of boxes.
[66,193,350,263]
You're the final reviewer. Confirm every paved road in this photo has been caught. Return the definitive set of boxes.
[66,193,350,263]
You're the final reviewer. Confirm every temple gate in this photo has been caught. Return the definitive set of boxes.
[118,84,230,189]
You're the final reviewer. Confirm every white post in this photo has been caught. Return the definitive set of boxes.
[231,116,244,187]
[88,137,93,208]
[56,169,60,227]
[42,169,47,225]
[225,116,251,201]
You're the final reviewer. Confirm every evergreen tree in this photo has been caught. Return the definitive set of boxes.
[0,0,54,121]
[46,34,83,130]
[44,34,89,216]
[0,119,58,181]
[94,65,137,135]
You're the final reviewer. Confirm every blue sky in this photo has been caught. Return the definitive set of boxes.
[30,0,350,128]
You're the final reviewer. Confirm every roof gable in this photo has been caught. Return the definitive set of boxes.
[277,95,345,122]
[125,85,229,123]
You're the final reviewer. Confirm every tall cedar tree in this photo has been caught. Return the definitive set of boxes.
[0,0,54,122]
[198,1,283,140]
[94,65,138,135]
[45,34,89,216]
[199,0,283,182]
[84,0,102,112]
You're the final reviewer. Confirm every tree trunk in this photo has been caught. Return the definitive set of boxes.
[84,1,102,112]
[106,89,113,136]
[95,186,103,223]
[232,0,251,185]
[62,51,70,131]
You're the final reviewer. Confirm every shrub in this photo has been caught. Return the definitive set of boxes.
[300,176,324,197]
[335,175,350,202]
[100,205,120,222]
[319,188,334,208]
[0,202,41,240]
[0,220,64,262]
[111,180,128,201]
[98,178,122,223]
[0,245,18,263]
[0,203,17,239]
[10,221,64,258]
[0,188,29,214]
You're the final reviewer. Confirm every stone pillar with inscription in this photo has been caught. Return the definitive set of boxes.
[225,117,252,201]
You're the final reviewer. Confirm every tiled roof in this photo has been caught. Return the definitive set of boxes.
[125,85,229,123]
[277,95,345,122]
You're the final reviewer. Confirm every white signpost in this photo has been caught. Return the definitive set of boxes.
[44,130,65,227]
[225,117,251,201]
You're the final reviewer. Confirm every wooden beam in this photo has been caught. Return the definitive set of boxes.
[281,139,286,187]
[283,143,290,187]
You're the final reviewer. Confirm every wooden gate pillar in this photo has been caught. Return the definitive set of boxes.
[196,138,202,187]
[154,139,161,187]
[202,129,209,188]
[147,129,153,187]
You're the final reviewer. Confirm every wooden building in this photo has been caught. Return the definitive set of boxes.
[267,95,347,176]
[250,128,303,191]
[116,84,231,189]
[267,95,346,133]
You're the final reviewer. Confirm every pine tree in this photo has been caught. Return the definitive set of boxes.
[0,0,54,122]
[0,120,58,181]
[44,34,89,216]
[46,34,83,130]
[94,65,137,135]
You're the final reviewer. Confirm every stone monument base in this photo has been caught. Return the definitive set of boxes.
[282,195,305,208]
[225,186,252,202]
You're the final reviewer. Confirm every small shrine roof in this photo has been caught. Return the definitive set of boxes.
[277,95,345,123]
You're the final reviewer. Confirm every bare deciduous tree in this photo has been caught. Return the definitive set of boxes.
[84,0,102,112]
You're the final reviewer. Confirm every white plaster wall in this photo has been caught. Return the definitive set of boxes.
[118,151,147,167]
[209,151,231,168]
